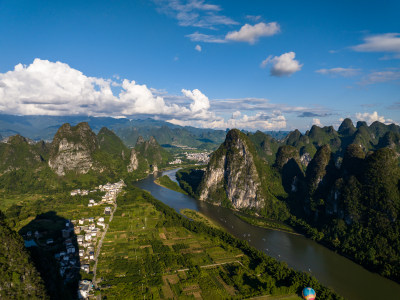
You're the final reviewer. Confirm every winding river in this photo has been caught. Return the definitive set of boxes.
[134,169,400,300]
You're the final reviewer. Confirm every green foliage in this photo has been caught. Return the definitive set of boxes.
[284,145,400,282]
[134,136,173,170]
[155,175,188,195]
[176,167,204,198]
[0,211,48,299]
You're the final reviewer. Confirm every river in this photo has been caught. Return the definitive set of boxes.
[134,169,400,300]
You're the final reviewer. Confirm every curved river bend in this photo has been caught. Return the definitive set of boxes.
[134,169,400,300]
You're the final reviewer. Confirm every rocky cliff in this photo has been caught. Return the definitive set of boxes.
[198,129,286,213]
[48,122,99,176]
[127,149,139,172]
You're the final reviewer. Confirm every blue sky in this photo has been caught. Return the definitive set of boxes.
[0,0,399,131]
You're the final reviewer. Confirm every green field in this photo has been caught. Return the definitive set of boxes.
[96,193,244,299]
[94,188,341,299]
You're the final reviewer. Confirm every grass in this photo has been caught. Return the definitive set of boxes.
[235,212,298,235]
[0,191,44,211]
[180,209,222,230]
[154,175,188,195]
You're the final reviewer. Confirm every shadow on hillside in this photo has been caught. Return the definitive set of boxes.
[20,211,81,299]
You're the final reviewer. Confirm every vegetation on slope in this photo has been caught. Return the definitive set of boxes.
[0,211,48,299]
[154,175,188,195]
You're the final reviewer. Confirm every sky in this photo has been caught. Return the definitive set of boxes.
[0,0,399,131]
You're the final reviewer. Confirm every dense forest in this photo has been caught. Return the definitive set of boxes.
[177,119,400,283]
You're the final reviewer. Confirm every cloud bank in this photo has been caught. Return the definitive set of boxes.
[355,111,396,125]
[0,59,291,131]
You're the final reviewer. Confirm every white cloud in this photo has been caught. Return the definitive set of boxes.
[168,111,287,130]
[355,111,387,125]
[359,69,400,85]
[195,44,202,52]
[316,67,360,77]
[352,33,400,54]
[225,22,280,44]
[181,88,210,116]
[1,59,327,131]
[245,15,261,22]
[261,52,303,77]
[186,32,226,43]
[312,118,322,127]
[154,0,237,29]
[187,21,280,44]
[0,59,189,118]
[232,110,241,119]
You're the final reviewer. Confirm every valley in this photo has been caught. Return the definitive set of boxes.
[0,119,400,299]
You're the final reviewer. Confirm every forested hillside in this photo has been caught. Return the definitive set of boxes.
[177,119,400,283]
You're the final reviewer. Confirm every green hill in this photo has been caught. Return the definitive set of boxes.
[0,211,48,299]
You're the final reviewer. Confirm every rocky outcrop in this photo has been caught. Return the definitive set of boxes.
[199,129,264,209]
[48,123,99,176]
[127,149,139,172]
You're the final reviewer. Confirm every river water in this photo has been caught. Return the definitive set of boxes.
[134,169,400,300]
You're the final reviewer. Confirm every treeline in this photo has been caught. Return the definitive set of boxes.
[123,183,343,299]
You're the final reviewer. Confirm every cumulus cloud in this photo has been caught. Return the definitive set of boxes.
[261,52,303,77]
[316,67,361,77]
[187,21,280,44]
[0,59,194,119]
[312,118,322,127]
[1,59,325,131]
[225,22,280,44]
[355,111,395,125]
[352,33,400,54]
[195,44,202,52]
[181,88,212,120]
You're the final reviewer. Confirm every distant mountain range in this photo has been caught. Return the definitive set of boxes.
[0,114,290,150]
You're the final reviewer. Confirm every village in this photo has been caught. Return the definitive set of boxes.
[22,180,125,299]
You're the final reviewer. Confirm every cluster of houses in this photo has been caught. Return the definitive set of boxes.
[22,180,125,299]
[53,220,79,282]
[185,151,210,163]
[169,158,183,165]
[72,180,124,299]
